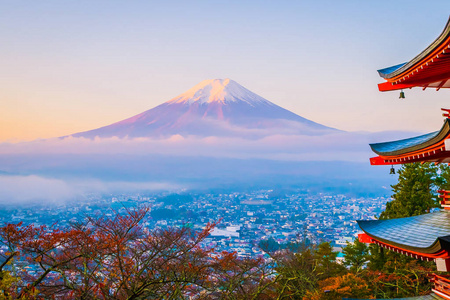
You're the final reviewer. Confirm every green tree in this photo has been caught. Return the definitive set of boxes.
[364,254,434,299]
[259,237,280,253]
[273,248,317,299]
[0,271,18,299]
[342,238,370,274]
[313,242,346,281]
[380,162,438,220]
[272,242,347,299]
[438,164,450,190]
[366,243,386,271]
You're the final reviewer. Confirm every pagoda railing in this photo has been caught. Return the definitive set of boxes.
[430,273,450,299]
[438,190,450,210]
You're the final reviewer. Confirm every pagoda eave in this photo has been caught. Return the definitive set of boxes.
[357,211,450,261]
[378,76,450,92]
[377,17,450,92]
[369,118,450,165]
[359,233,450,260]
[370,148,450,165]
[378,82,418,92]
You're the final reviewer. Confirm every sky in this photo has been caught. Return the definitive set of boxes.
[2,1,450,142]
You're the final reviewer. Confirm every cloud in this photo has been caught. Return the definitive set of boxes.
[0,175,182,204]
[0,131,410,203]
[0,175,76,204]
[0,132,372,161]
[0,130,421,162]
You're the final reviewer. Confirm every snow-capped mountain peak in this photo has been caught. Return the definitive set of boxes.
[70,78,338,139]
[167,78,272,106]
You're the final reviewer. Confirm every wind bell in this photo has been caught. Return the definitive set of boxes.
[399,90,405,99]
[390,165,395,175]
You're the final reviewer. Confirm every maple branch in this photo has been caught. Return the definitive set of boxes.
[0,251,17,272]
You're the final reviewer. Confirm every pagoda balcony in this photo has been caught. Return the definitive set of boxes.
[430,273,450,300]
[439,190,450,210]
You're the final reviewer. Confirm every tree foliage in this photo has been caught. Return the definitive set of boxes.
[0,208,275,299]
[271,242,347,299]
[304,273,373,300]
[380,162,438,220]
[342,238,370,274]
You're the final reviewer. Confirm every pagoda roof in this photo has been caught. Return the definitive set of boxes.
[378,62,407,78]
[369,118,450,165]
[378,16,450,92]
[358,211,450,255]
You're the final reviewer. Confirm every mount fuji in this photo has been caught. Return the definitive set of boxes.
[71,79,337,139]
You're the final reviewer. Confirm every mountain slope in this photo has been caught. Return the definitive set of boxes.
[71,79,338,138]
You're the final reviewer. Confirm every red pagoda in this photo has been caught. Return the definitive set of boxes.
[357,16,450,300]
[378,17,450,92]
[369,109,450,166]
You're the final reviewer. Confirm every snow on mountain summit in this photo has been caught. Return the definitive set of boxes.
[70,79,338,139]
[167,79,273,106]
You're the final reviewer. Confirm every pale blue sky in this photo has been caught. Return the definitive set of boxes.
[2,1,450,141]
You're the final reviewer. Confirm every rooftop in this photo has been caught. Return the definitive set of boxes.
[377,16,450,92]
[358,210,450,254]
[369,118,450,165]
